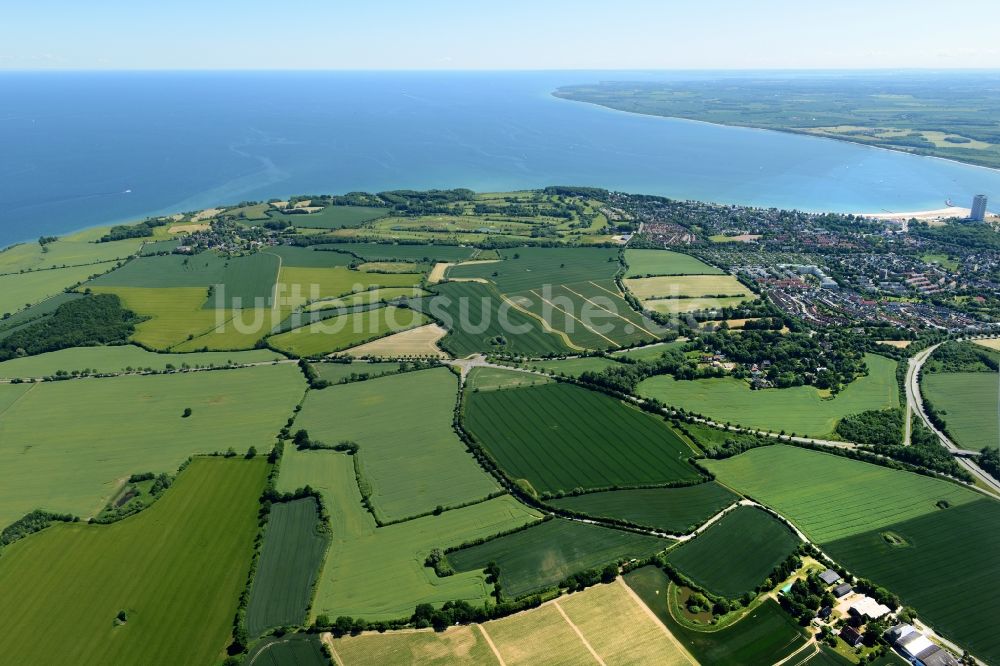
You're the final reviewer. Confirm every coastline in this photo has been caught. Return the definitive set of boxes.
[551,93,1000,177]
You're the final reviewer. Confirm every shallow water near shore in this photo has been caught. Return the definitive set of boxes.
[2,70,999,247]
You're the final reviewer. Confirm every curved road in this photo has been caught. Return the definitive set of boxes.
[906,340,1000,497]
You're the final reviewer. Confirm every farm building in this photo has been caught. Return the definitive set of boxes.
[839,626,864,647]
[819,569,842,585]
[817,606,832,620]
[849,597,892,621]
[832,583,853,598]
[888,624,959,666]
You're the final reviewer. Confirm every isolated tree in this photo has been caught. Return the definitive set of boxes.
[182,407,192,418]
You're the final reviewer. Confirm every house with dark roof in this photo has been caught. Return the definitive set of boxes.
[832,583,852,598]
[819,569,842,585]
[840,626,863,647]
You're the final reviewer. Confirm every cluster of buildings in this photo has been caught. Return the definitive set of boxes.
[887,624,960,666]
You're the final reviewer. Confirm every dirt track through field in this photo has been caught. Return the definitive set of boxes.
[477,624,508,666]
[553,600,606,665]
[616,578,698,665]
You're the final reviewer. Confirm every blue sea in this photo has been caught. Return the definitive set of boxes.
[2,70,999,247]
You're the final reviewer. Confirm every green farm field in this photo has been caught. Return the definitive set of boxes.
[318,242,478,262]
[296,367,498,521]
[463,381,701,495]
[624,249,724,277]
[307,286,428,310]
[245,498,329,637]
[706,446,1000,662]
[448,517,671,598]
[823,499,1000,664]
[624,275,752,300]
[665,506,800,598]
[278,447,542,620]
[412,281,571,357]
[248,635,330,666]
[277,265,422,308]
[0,364,304,527]
[269,305,428,357]
[466,366,553,392]
[0,345,283,379]
[922,372,999,451]
[0,457,267,666]
[0,229,141,274]
[612,340,685,361]
[703,445,981,542]
[519,355,622,377]
[637,353,899,437]
[313,360,402,383]
[624,566,808,666]
[267,205,387,228]
[550,482,737,533]
[0,261,120,315]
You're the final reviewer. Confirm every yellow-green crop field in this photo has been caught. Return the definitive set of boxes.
[269,305,428,357]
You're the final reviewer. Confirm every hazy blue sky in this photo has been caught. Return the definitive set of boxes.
[3,0,998,70]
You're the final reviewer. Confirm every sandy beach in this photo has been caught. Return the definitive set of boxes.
[856,206,970,221]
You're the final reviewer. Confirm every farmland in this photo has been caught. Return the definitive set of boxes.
[466,366,553,392]
[624,275,753,300]
[267,205,387,229]
[345,323,449,358]
[307,286,428,310]
[296,368,499,521]
[624,566,809,666]
[279,447,542,620]
[463,381,701,495]
[277,266,422,308]
[321,242,478,262]
[448,518,671,598]
[0,227,141,274]
[0,345,282,379]
[518,355,622,377]
[637,353,899,437]
[313,360,402,383]
[664,506,800,598]
[703,445,981,542]
[706,446,1000,660]
[245,498,330,637]
[249,635,330,666]
[922,372,999,450]
[268,305,428,357]
[550,482,737,533]
[329,579,695,665]
[0,364,304,527]
[0,457,267,666]
[0,261,120,315]
[624,249,724,277]
[823,499,1000,664]
[412,281,571,357]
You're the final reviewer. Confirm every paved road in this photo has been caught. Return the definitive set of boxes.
[906,340,1000,497]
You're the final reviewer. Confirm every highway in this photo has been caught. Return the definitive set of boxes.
[905,340,1000,497]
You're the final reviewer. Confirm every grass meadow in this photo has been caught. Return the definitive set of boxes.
[550,483,737,533]
[518,355,622,377]
[245,498,329,637]
[637,353,899,437]
[624,567,808,666]
[0,261,120,315]
[665,506,800,598]
[624,249,724,277]
[448,518,671,598]
[0,345,282,379]
[296,368,499,522]
[0,364,303,527]
[922,372,999,450]
[278,447,542,620]
[269,305,428,357]
[0,229,141,274]
[0,457,267,666]
[463,382,701,495]
[268,205,387,229]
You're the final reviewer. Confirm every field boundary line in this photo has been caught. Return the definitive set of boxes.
[616,578,699,665]
[320,633,346,666]
[553,600,606,666]
[587,279,625,299]
[0,382,36,419]
[562,283,659,338]
[498,292,583,351]
[529,289,617,347]
[476,623,508,666]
